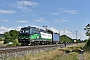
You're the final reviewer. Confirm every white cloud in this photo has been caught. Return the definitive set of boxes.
[60,8,78,14]
[0,26,23,34]
[35,18,47,22]
[54,17,69,23]
[15,26,22,31]
[49,27,87,40]
[11,1,38,9]
[50,27,59,33]
[16,20,28,23]
[50,13,59,15]
[0,26,14,34]
[54,19,69,23]
[0,10,16,14]
[3,20,9,22]
[60,30,76,39]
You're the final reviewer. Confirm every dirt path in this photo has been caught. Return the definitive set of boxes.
[79,54,84,60]
[79,50,84,60]
[60,53,69,60]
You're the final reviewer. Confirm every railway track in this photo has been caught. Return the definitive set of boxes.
[0,44,65,60]
[0,43,81,54]
[0,44,64,54]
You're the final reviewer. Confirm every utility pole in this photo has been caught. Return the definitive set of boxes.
[59,31,60,43]
[59,31,60,36]
[76,31,77,40]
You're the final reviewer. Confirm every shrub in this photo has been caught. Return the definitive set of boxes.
[84,38,90,51]
[6,39,21,46]
[13,39,21,46]
[0,38,3,41]
[7,44,16,46]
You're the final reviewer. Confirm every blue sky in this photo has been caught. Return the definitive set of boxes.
[0,0,89,40]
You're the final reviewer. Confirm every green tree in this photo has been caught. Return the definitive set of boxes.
[4,32,10,38]
[4,32,10,43]
[84,37,90,51]
[0,38,3,41]
[60,35,72,43]
[4,30,19,44]
[9,30,19,39]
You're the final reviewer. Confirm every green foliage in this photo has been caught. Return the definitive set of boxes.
[9,30,19,39]
[13,39,21,46]
[77,39,81,42]
[7,44,16,46]
[7,39,21,46]
[4,30,19,44]
[60,35,72,43]
[0,38,3,41]
[84,38,90,51]
[5,36,14,43]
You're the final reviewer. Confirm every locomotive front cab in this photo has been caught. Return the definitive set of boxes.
[18,27,30,45]
[18,26,40,45]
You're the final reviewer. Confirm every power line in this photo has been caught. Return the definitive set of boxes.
[0,1,51,24]
[18,0,60,27]
[20,0,62,34]
[0,6,31,21]
[0,0,57,26]
[19,0,49,20]
[0,0,60,32]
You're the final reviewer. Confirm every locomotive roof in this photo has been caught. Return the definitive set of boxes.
[21,26,37,29]
[21,26,55,34]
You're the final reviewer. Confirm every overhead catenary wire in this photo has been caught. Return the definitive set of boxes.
[0,0,60,33]
[0,1,52,24]
[18,0,60,26]
[19,0,48,20]
[0,0,57,26]
[19,0,61,34]
[0,6,31,21]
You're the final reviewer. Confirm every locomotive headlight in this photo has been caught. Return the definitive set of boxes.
[37,36,39,38]
[29,36,31,38]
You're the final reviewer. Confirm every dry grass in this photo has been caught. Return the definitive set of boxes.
[84,51,90,60]
[29,48,65,60]
[63,52,79,60]
[29,43,85,60]
[10,48,65,60]
[66,43,85,50]
[0,41,4,44]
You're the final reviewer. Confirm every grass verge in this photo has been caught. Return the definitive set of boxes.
[63,52,79,60]
[84,51,90,60]
[10,48,65,60]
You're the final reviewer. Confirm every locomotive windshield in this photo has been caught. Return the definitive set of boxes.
[20,27,40,35]
[20,28,30,33]
[30,27,40,35]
